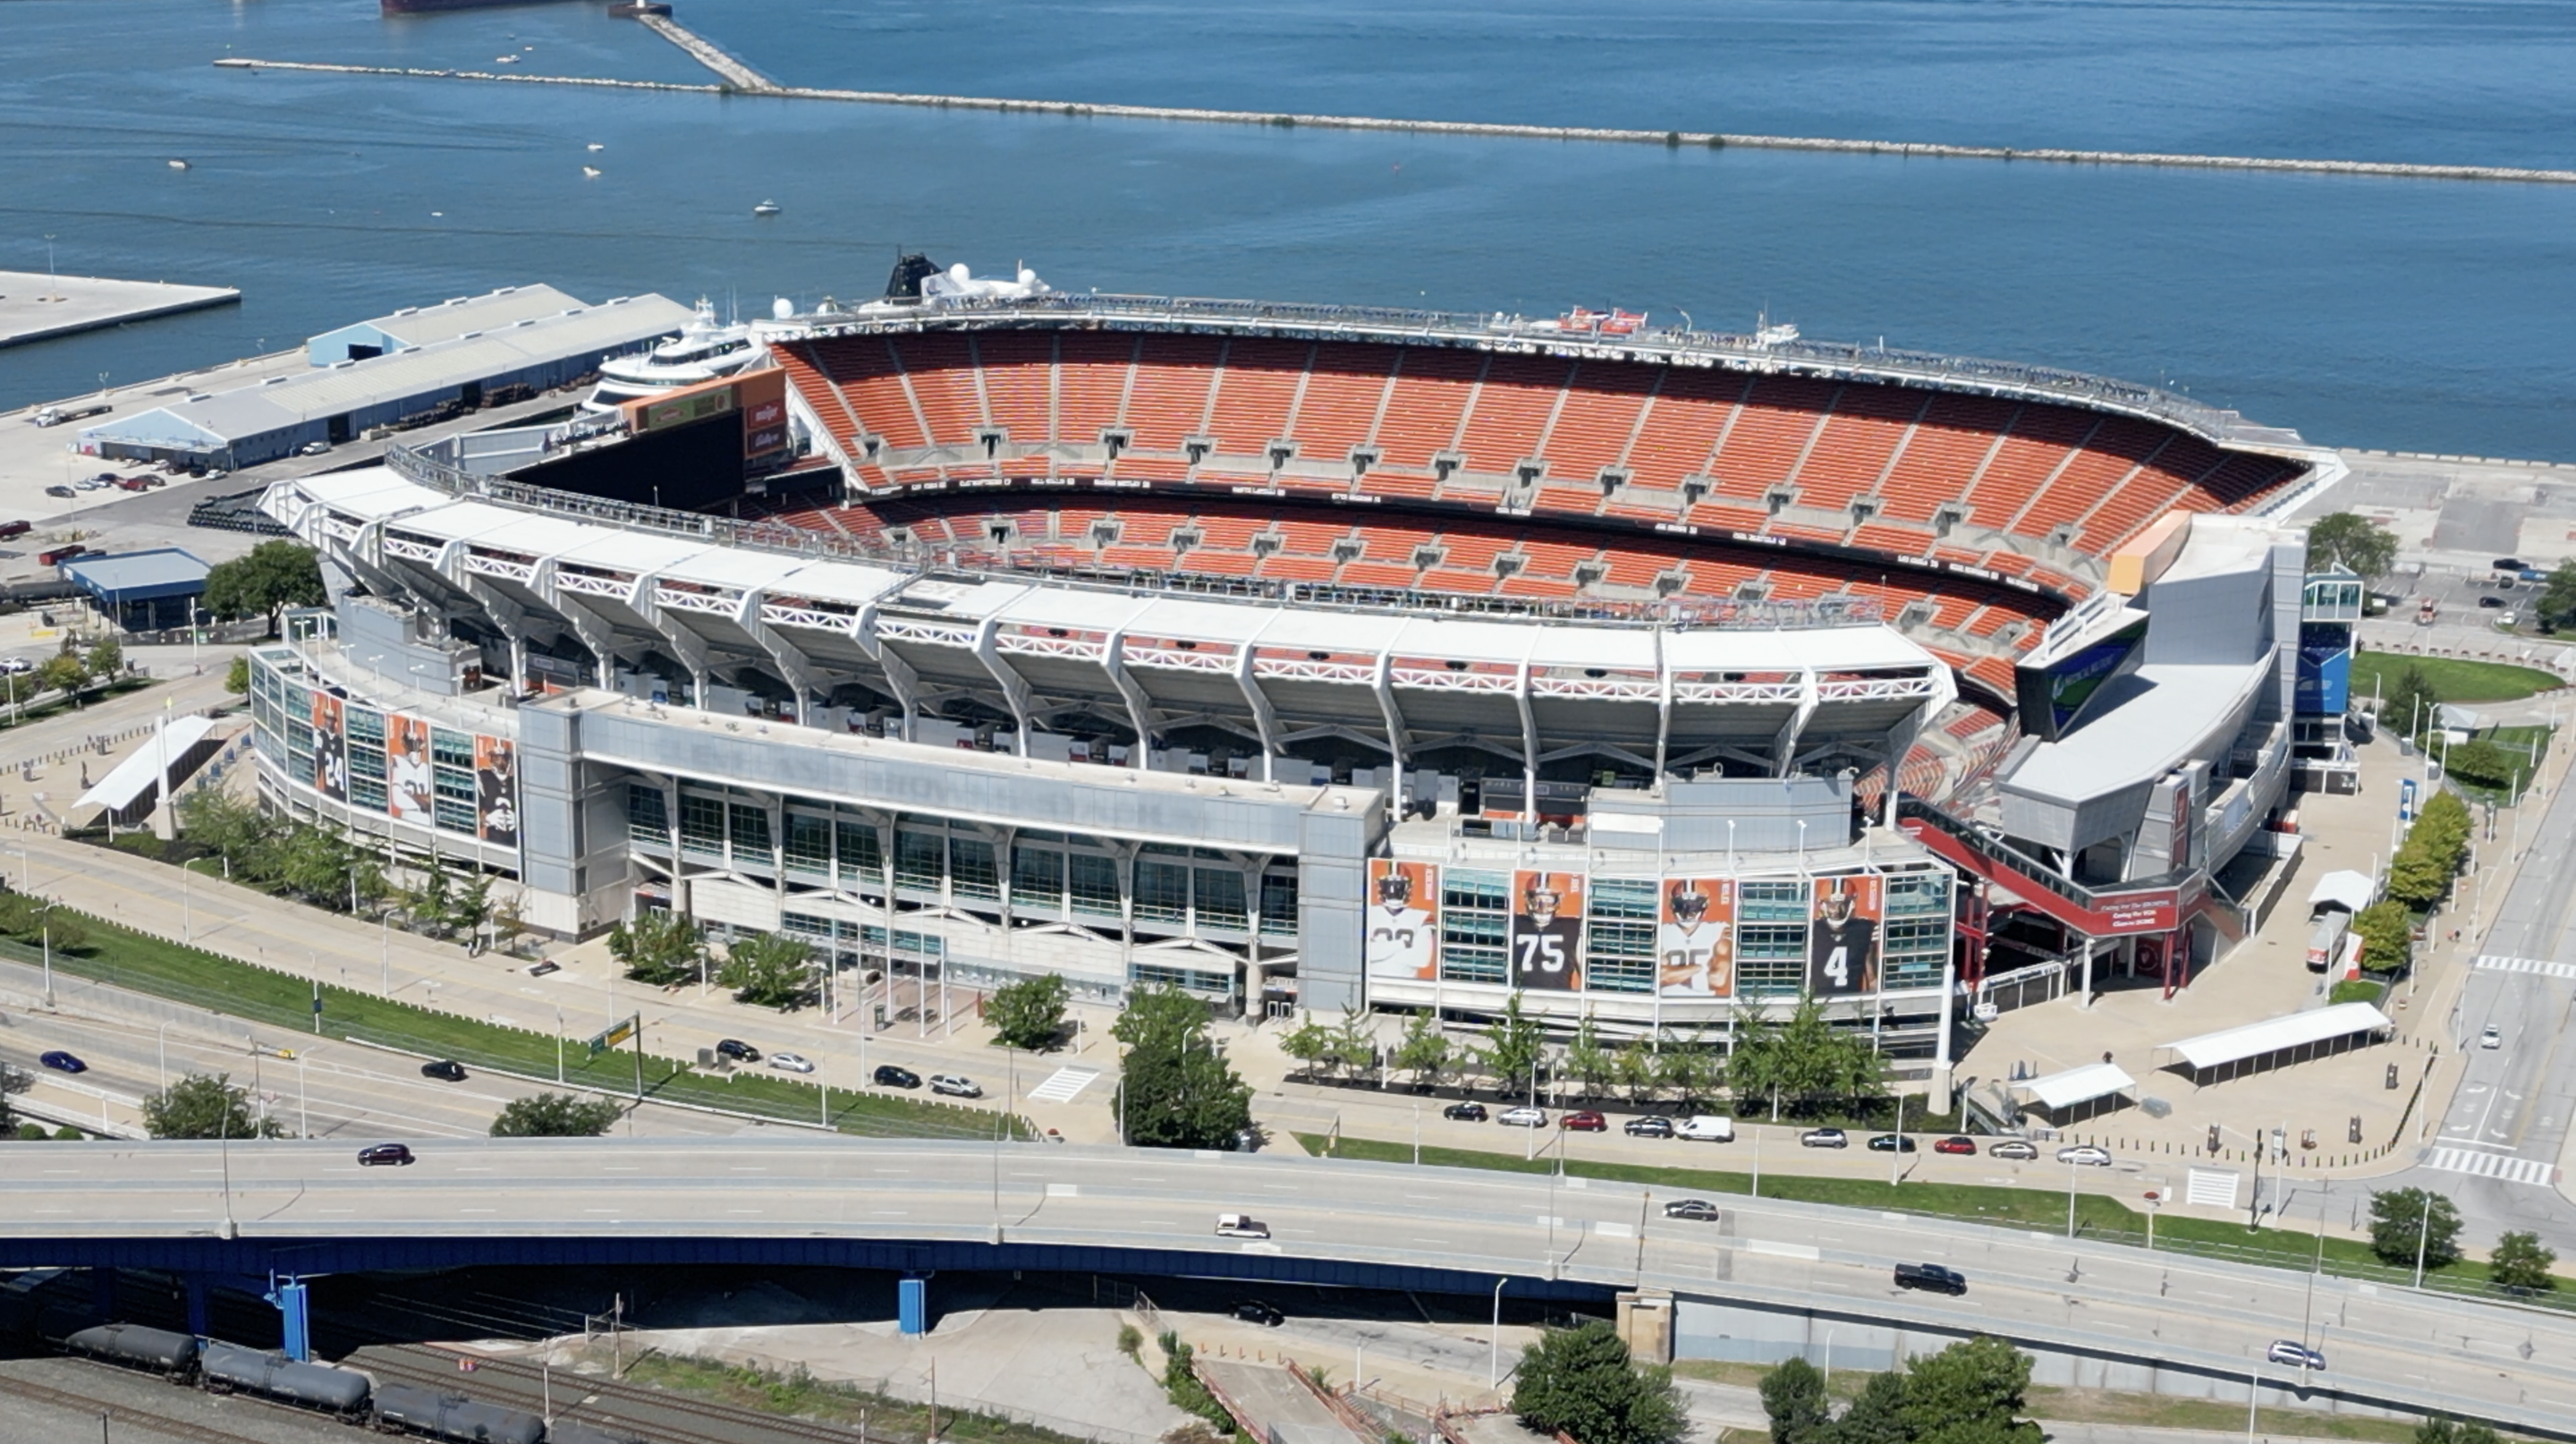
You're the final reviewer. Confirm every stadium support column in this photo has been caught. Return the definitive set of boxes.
[1881,696,1940,828]
[539,561,629,692]
[857,600,922,743]
[1371,644,1411,811]
[1515,656,1541,827]
[1773,670,1820,778]
[1232,641,1282,783]
[1652,624,1675,782]
[971,616,1038,757]
[640,577,715,709]
[453,570,538,693]
[1932,947,1958,1112]
[1102,617,1159,770]
[741,590,826,726]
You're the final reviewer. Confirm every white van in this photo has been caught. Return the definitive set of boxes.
[1675,1115,1735,1142]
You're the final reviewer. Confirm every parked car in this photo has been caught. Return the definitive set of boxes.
[768,1051,815,1074]
[1560,1109,1607,1132]
[1868,1133,1917,1153]
[38,1050,86,1074]
[2481,1024,2503,1049]
[1623,1116,1674,1138]
[1498,1106,1547,1127]
[1987,1139,2039,1161]
[2494,556,2527,573]
[299,440,334,456]
[2479,594,2506,609]
[1663,1199,1722,1221]
[356,1143,415,1167]
[1231,1299,1284,1327]
[525,959,560,977]
[714,1038,760,1062]
[0,520,29,539]
[1675,1115,1735,1142]
[1214,1212,1270,1239]
[1933,1135,1979,1156]
[420,1060,467,1083]
[2266,1339,2326,1372]
[1894,1262,1967,1295]
[2056,1144,2114,1167]
[0,658,33,675]
[929,1074,983,1098]
[43,486,72,498]
[1443,1100,1488,1122]
[873,1064,922,1088]
[1801,1127,1849,1149]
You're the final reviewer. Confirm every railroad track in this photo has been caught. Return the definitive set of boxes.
[360,1344,877,1444]
[0,1371,279,1444]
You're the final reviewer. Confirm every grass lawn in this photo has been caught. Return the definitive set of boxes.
[624,1352,1097,1444]
[1294,1134,2576,1307]
[2351,650,2563,704]
[6,913,1010,1139]
[1672,1363,2431,1440]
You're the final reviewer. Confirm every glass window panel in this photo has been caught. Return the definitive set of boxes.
[728,803,773,860]
[1135,859,1190,925]
[1260,872,1299,937]
[896,829,945,889]
[951,837,1000,903]
[679,795,725,858]
[430,728,474,769]
[1195,868,1247,930]
[627,784,670,845]
[1070,853,1123,919]
[836,820,882,888]
[1012,845,1064,907]
[785,814,832,876]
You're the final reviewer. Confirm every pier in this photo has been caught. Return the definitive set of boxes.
[0,271,240,351]
[208,55,2576,187]
[634,13,775,92]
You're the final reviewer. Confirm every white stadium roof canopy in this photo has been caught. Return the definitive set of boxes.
[2159,1003,2393,1072]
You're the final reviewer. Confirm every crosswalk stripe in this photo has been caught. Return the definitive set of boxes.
[1027,1066,1101,1104]
[2476,955,2576,978]
[2424,1147,2560,1185]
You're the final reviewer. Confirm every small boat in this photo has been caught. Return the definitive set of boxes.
[494,54,519,64]
[752,200,782,217]
[587,142,605,152]
[582,166,602,178]
[167,158,191,171]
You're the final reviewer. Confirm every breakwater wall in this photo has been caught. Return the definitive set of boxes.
[634,13,774,92]
[209,56,2576,186]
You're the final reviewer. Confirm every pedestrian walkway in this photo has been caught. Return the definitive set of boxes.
[1027,1066,1101,1104]
[2475,954,2576,979]
[2422,1145,2560,1185]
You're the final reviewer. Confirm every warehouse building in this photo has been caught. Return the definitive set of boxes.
[77,291,696,471]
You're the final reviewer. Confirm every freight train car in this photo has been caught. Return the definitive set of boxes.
[199,1339,372,1420]
[370,1380,547,1444]
[63,1322,199,1378]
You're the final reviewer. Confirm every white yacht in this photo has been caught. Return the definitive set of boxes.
[580,298,767,416]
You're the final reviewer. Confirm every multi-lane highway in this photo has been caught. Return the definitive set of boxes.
[4,1137,2572,1433]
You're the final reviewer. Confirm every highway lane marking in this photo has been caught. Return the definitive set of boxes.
[1747,1240,1821,1261]
[41,1169,80,1175]
[1596,1223,1634,1238]
[873,1168,911,1174]
[871,1210,908,1216]
[583,1208,621,1213]
[1415,1237,1451,1245]
[461,1208,496,1214]
[603,1166,638,1171]
[455,1167,493,1172]
[1047,1184,1079,1197]
[726,1209,762,1215]
[1262,1185,1297,1193]
[728,1167,767,1172]
[1405,1193,1440,1202]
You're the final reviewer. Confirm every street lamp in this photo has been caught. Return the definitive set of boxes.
[38,899,57,1007]
[1488,1278,1508,1390]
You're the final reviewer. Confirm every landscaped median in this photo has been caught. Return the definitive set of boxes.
[2,911,1020,1140]
[1293,1133,2576,1310]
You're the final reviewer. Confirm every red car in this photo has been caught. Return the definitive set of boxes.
[1932,1134,1979,1156]
[1560,1109,1608,1133]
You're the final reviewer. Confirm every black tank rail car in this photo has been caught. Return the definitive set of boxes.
[53,1321,646,1444]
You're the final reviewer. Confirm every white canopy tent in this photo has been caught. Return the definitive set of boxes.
[2159,1003,2394,1082]
[2305,870,2376,914]
[72,714,216,825]
[2013,1061,2138,1112]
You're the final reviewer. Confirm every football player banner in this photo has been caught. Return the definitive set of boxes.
[1511,870,1584,991]
[1657,877,1736,997]
[309,692,347,803]
[386,715,434,822]
[474,735,520,847]
[1807,872,1883,996]
[1365,860,1438,980]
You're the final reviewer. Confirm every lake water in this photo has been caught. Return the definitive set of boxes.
[1,0,2572,460]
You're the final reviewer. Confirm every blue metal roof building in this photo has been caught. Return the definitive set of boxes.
[61,548,212,632]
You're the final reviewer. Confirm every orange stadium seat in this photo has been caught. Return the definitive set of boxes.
[1372,348,1483,471]
[1875,394,2016,523]
[1706,376,1838,501]
[1787,386,1922,514]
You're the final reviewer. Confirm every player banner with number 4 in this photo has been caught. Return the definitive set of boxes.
[1806,871,1883,996]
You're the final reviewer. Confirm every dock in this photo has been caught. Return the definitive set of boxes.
[0,272,241,351]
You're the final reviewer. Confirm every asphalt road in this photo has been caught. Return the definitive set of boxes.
[5,1138,2574,1432]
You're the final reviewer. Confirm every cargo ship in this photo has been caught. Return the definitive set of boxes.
[381,0,590,15]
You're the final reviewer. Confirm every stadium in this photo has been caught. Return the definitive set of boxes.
[248,265,2346,1097]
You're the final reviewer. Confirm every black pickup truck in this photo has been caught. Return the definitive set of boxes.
[1893,1262,1967,1295]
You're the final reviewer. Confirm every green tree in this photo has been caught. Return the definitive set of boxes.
[1393,1009,1453,1091]
[1832,1372,1913,1444]
[225,653,251,694]
[1656,1032,1723,1109]
[489,1091,624,1137]
[2368,1187,2462,1270]
[1614,1042,1664,1108]
[1112,984,1253,1150]
[2440,738,2521,789]
[987,972,1071,1051]
[179,788,267,873]
[718,930,816,1009]
[2303,514,2396,582]
[2381,663,2443,744]
[1564,1015,1613,1102]
[1327,1005,1378,1083]
[1278,1014,1338,1082]
[85,635,123,679]
[2416,1419,2504,1444]
[202,540,326,636]
[1898,1337,2042,1444]
[1512,1320,1685,1444]
[0,894,85,954]
[140,1073,289,1140]
[1758,1356,1828,1444]
[2539,559,2576,633]
[2351,900,2412,975]
[1479,991,1547,1099]
[608,907,703,987]
[1730,993,1885,1117]
[38,651,88,701]
[0,1062,30,1135]
[2490,1229,2558,1292]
